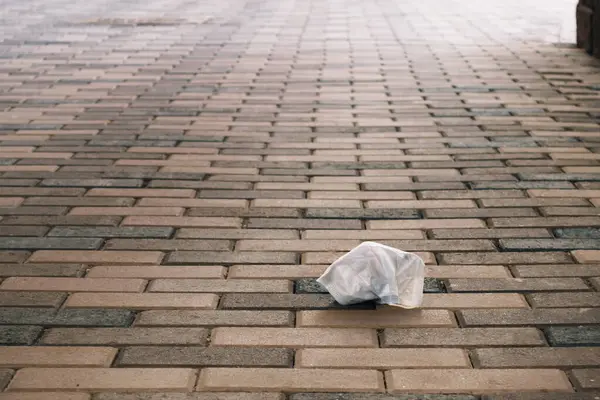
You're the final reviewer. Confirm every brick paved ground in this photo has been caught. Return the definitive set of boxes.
[1,0,600,397]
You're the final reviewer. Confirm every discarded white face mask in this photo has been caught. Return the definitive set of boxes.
[316,241,425,308]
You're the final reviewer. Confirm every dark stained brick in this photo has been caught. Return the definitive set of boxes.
[447,278,588,292]
[295,279,327,294]
[545,326,600,346]
[187,208,300,218]
[500,238,600,250]
[0,307,134,326]
[199,190,305,199]
[0,325,42,344]
[0,251,30,263]
[459,308,600,327]
[430,228,552,239]
[555,228,600,239]
[0,206,68,215]
[48,226,174,238]
[382,327,545,348]
[425,208,537,218]
[41,178,144,187]
[439,252,572,265]
[248,218,362,230]
[0,369,13,390]
[0,225,49,236]
[306,208,420,219]
[118,346,293,367]
[41,327,210,346]
[473,347,600,368]
[0,237,102,250]
[220,293,374,310]
[0,264,84,277]
[0,291,66,307]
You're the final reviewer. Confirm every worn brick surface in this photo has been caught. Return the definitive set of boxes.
[118,346,293,367]
[0,0,592,395]
[385,369,572,393]
[8,368,196,391]
[0,346,117,367]
[197,368,384,392]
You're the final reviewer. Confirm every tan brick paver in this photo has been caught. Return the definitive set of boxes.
[0,0,596,396]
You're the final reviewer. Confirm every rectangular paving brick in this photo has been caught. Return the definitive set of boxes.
[0,308,134,327]
[219,293,352,310]
[248,218,362,230]
[572,250,600,263]
[252,199,362,208]
[0,346,117,367]
[1,216,122,226]
[48,226,174,238]
[1,277,146,292]
[0,264,84,277]
[0,292,65,307]
[422,293,527,309]
[86,265,226,279]
[430,228,552,239]
[237,240,360,252]
[69,207,185,216]
[149,279,291,293]
[8,368,196,392]
[122,216,241,228]
[212,327,377,347]
[28,251,164,265]
[93,395,279,400]
[0,394,90,400]
[86,188,196,197]
[447,278,589,292]
[105,239,231,251]
[0,237,102,250]
[0,326,42,345]
[490,217,600,228]
[297,348,469,368]
[65,293,219,309]
[138,198,248,208]
[473,347,600,368]
[166,251,297,265]
[572,369,600,390]
[439,252,572,265]
[136,310,293,327]
[368,219,485,229]
[176,229,298,240]
[527,293,600,307]
[118,346,292,367]
[41,327,210,346]
[513,264,600,277]
[382,327,546,347]
[297,309,455,328]
[228,265,328,279]
[197,368,384,393]
[367,200,477,209]
[459,308,600,326]
[302,230,424,240]
[426,265,511,278]
[385,369,572,394]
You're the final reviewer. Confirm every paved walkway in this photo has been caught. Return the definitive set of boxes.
[0,0,599,397]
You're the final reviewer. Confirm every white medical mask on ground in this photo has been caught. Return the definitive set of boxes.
[317,241,425,308]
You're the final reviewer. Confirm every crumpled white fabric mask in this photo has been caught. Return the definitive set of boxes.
[317,241,425,308]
